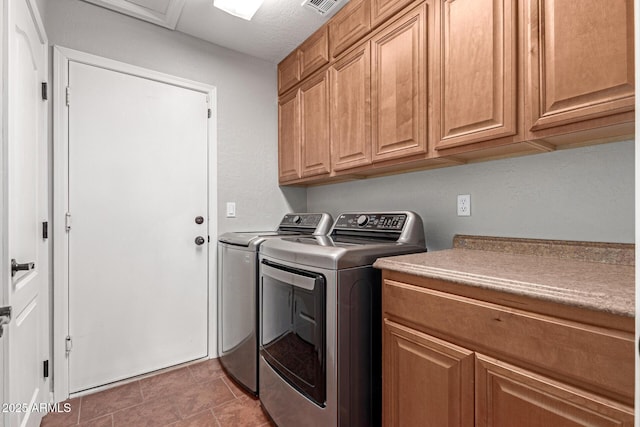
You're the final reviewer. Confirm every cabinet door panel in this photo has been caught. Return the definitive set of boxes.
[371,4,428,162]
[329,0,371,58]
[300,71,331,177]
[330,43,372,171]
[278,51,300,95]
[528,0,634,132]
[476,354,634,427]
[436,0,517,150]
[300,27,330,80]
[383,319,474,427]
[278,91,301,182]
[371,0,415,26]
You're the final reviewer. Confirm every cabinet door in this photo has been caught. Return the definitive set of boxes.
[476,354,634,427]
[329,0,371,58]
[436,0,518,150]
[278,90,301,183]
[330,43,372,171]
[371,3,429,162]
[300,71,331,178]
[300,26,330,80]
[527,0,634,133]
[278,50,300,95]
[371,0,415,27]
[383,319,474,427]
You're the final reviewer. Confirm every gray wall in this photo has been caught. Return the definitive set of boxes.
[36,0,306,235]
[307,140,635,251]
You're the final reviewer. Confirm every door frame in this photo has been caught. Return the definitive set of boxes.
[52,46,218,402]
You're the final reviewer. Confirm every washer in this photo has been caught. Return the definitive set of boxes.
[258,211,426,426]
[217,213,332,394]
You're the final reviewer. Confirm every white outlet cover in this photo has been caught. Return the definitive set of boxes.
[457,194,471,217]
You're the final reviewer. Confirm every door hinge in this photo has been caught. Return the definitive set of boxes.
[43,360,49,378]
[65,213,71,232]
[65,86,70,106]
[207,108,211,119]
[41,82,48,100]
[65,336,72,356]
[42,221,48,239]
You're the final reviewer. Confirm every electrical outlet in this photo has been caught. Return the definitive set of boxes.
[457,194,471,217]
[226,202,236,218]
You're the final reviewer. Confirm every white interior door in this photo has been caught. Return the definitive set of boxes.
[3,0,49,426]
[67,61,209,393]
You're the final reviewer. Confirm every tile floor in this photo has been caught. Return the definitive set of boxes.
[40,359,274,427]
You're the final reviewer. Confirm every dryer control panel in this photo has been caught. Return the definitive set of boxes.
[334,213,407,231]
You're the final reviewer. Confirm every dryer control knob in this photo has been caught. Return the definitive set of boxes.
[357,215,369,227]
[292,215,302,224]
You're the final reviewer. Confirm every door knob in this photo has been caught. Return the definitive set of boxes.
[195,236,206,246]
[0,306,11,338]
[11,259,35,277]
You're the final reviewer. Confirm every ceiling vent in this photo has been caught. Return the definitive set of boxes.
[302,0,341,15]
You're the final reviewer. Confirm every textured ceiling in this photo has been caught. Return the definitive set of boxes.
[178,0,348,63]
[84,0,350,63]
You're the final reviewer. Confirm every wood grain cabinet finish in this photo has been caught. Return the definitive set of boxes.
[329,0,371,58]
[299,26,330,80]
[278,50,300,95]
[526,0,635,134]
[476,354,634,426]
[330,43,372,171]
[383,319,474,427]
[278,90,301,182]
[381,272,635,426]
[371,0,416,27]
[435,0,518,150]
[300,70,331,178]
[277,0,635,184]
[371,3,429,162]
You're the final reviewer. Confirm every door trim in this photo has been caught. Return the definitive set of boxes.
[52,46,218,402]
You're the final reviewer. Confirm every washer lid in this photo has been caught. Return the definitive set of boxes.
[218,231,282,247]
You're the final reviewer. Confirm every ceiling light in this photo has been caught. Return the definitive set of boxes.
[213,0,264,20]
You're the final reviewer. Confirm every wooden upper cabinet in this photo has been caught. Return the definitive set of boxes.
[330,43,372,171]
[371,3,429,162]
[527,0,634,134]
[371,0,415,27]
[383,319,474,427]
[278,90,301,182]
[300,70,331,178]
[435,0,518,150]
[299,26,330,80]
[329,0,371,58]
[278,50,300,95]
[476,354,634,427]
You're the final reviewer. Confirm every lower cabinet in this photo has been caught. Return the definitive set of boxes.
[381,275,635,426]
[476,354,634,427]
[383,319,474,427]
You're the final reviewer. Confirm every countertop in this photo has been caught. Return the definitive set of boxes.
[373,235,635,317]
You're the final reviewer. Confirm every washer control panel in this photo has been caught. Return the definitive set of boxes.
[334,213,407,231]
[280,213,324,227]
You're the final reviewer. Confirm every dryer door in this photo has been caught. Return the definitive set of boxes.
[260,259,326,406]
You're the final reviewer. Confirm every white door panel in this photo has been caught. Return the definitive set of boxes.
[67,61,209,392]
[4,0,49,426]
